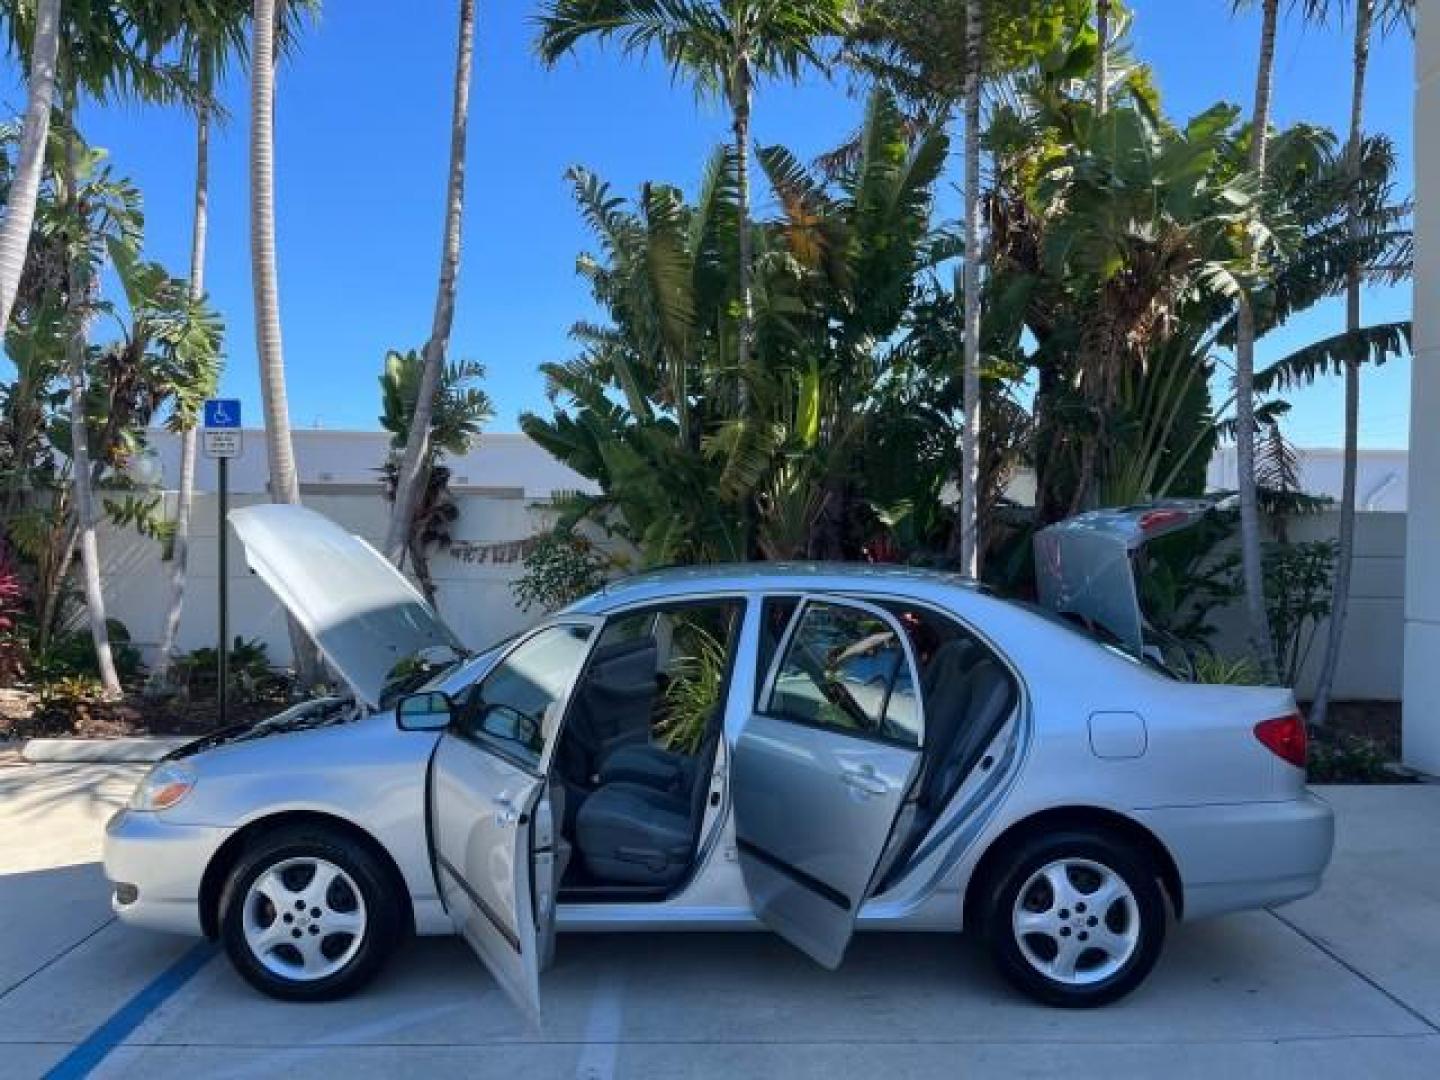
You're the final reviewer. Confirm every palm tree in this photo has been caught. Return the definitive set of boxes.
[39,1,197,696]
[957,0,982,576]
[250,0,319,683]
[1095,0,1110,112]
[251,0,297,513]
[0,0,61,337]
[384,0,477,566]
[150,5,247,695]
[846,1,1066,572]
[1306,0,1412,724]
[1232,0,1281,682]
[535,1,852,427]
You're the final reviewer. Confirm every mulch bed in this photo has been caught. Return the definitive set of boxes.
[0,688,283,742]
[1302,700,1410,784]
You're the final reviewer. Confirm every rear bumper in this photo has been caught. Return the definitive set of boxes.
[1134,792,1334,920]
[103,809,233,936]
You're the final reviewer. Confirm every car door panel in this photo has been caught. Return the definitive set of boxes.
[733,598,923,969]
[427,618,601,1024]
[431,734,546,1024]
[733,715,920,965]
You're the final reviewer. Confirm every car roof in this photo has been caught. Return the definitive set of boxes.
[566,561,982,614]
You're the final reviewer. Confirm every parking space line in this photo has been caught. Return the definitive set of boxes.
[1268,910,1440,1034]
[0,918,115,1003]
[574,969,626,1080]
[43,940,216,1080]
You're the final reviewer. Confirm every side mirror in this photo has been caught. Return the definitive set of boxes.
[396,691,453,732]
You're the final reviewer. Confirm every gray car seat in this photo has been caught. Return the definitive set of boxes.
[558,637,659,785]
[574,730,719,886]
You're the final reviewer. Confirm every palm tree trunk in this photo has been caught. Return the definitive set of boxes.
[384,0,476,565]
[149,74,212,696]
[957,0,984,578]
[59,111,120,699]
[251,0,316,685]
[0,0,60,335]
[1235,0,1280,683]
[733,59,755,409]
[1095,0,1110,114]
[1310,0,1373,726]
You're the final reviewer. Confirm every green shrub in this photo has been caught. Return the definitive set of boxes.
[33,622,144,686]
[512,533,609,614]
[1308,731,1394,784]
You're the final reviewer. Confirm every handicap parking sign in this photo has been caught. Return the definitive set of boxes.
[204,399,241,429]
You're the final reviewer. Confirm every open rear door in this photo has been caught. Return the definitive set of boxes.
[428,620,600,1025]
[732,598,923,969]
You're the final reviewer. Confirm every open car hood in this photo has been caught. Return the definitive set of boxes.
[229,504,465,709]
[1033,500,1215,658]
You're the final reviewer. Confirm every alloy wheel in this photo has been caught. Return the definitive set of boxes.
[241,856,368,981]
[1010,857,1140,986]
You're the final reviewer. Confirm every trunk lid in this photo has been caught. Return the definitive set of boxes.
[229,504,466,709]
[1033,500,1216,660]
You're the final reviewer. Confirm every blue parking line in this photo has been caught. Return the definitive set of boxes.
[45,941,217,1080]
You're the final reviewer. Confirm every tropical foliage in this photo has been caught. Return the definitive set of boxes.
[522,2,1412,691]
[378,348,493,605]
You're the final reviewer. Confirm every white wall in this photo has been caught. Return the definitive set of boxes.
[1207,446,1410,511]
[1207,512,1406,701]
[96,493,1407,702]
[1406,0,1440,770]
[97,491,560,667]
[139,429,597,500]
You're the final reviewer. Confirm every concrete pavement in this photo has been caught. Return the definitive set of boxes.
[1,763,1437,1079]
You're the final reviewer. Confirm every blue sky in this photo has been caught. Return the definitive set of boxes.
[4,0,1418,448]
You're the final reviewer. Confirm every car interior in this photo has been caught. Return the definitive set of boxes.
[554,600,744,899]
[874,603,1019,887]
[548,594,1018,903]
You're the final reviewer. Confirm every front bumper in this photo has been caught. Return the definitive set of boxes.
[1135,792,1335,920]
[103,808,234,936]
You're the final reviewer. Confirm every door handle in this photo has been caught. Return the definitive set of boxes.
[840,765,889,797]
[492,795,519,826]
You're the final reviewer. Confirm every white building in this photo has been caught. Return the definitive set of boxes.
[141,429,597,499]
[141,427,1409,508]
[1407,0,1440,772]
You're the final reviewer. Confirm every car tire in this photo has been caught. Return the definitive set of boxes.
[981,829,1166,1008]
[219,825,401,1002]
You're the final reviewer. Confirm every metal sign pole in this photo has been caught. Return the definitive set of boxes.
[203,397,241,727]
[218,455,229,728]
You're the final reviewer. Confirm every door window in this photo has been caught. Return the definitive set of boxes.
[455,624,595,771]
[766,602,921,747]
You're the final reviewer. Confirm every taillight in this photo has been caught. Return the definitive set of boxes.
[1254,712,1307,769]
[1139,508,1189,533]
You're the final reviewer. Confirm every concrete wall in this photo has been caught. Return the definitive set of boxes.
[136,429,597,500]
[96,491,562,667]
[1408,0,1440,770]
[1207,512,1406,702]
[94,493,1407,702]
[1207,446,1410,511]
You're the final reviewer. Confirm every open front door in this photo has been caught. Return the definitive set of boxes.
[428,620,600,1024]
[733,598,923,969]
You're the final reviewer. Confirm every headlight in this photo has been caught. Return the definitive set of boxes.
[128,761,197,811]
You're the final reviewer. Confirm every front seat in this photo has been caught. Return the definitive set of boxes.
[574,732,718,886]
[557,638,659,786]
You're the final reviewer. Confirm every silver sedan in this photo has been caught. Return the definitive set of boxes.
[104,503,1333,1016]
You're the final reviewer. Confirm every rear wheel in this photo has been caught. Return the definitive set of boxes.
[981,829,1166,1007]
[219,826,400,1001]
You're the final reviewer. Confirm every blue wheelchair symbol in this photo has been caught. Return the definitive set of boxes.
[204,399,241,429]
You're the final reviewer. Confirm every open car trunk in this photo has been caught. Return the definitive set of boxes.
[1033,500,1217,665]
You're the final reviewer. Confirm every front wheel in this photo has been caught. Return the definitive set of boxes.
[981,830,1166,1007]
[219,826,401,1001]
